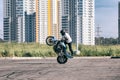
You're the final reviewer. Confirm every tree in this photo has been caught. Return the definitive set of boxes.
[95,37,119,45]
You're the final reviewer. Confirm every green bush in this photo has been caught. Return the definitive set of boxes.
[77,45,120,57]
[1,50,10,57]
[22,52,32,57]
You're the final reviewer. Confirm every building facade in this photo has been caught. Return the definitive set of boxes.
[24,0,36,42]
[61,0,95,45]
[36,0,61,43]
[16,0,24,42]
[3,0,95,45]
[4,0,36,42]
[3,0,61,43]
[82,0,95,45]
[3,0,16,42]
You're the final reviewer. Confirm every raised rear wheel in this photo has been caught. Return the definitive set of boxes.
[46,36,55,46]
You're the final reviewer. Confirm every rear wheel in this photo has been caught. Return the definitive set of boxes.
[46,36,55,46]
[57,55,68,64]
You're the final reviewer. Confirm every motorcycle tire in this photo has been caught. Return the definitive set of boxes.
[57,55,68,64]
[46,36,55,46]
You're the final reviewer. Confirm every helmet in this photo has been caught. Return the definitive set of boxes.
[60,29,65,35]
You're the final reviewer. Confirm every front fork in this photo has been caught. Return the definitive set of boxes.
[57,42,67,56]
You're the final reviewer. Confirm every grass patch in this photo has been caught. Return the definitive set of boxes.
[0,43,119,57]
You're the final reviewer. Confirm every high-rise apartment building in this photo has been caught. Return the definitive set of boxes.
[82,0,95,45]
[3,0,95,45]
[36,0,61,43]
[4,0,36,42]
[61,0,95,45]
[4,0,61,43]
[4,0,23,42]
[16,0,24,42]
[3,0,16,42]
[24,0,36,42]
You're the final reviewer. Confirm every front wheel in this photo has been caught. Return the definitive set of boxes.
[57,55,68,64]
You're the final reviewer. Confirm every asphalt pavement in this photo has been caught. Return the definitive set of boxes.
[0,57,120,80]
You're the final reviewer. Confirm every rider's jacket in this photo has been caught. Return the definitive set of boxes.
[62,33,72,43]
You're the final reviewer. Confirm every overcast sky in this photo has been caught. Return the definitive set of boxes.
[0,0,119,39]
[95,0,119,38]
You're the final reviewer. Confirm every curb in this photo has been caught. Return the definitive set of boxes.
[0,57,56,60]
[0,57,111,60]
[74,57,110,59]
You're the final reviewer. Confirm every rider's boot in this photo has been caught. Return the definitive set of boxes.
[65,52,73,58]
[71,52,75,56]
[63,48,73,58]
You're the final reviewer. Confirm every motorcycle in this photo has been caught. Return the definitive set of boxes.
[46,36,73,64]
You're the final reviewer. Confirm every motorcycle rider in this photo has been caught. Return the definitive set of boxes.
[60,29,74,56]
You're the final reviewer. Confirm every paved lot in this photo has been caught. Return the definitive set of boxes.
[0,57,120,80]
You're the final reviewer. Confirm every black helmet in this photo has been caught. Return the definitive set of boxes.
[60,29,65,35]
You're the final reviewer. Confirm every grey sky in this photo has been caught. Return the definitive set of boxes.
[95,0,119,38]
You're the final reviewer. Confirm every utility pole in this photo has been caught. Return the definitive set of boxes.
[96,25,102,45]
[76,0,80,55]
